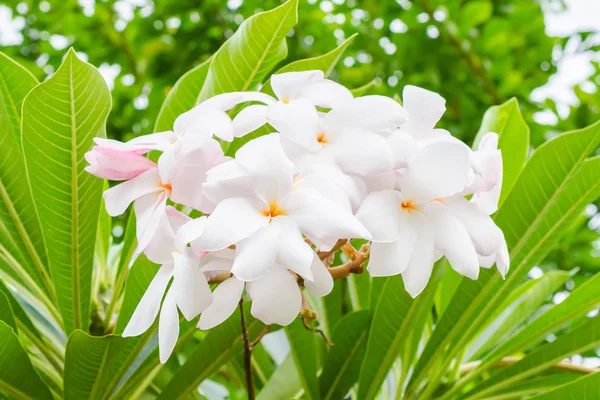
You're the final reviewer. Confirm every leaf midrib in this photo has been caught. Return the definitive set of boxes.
[0,378,35,400]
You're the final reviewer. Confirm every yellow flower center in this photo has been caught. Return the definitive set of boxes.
[262,202,285,219]
[401,199,418,212]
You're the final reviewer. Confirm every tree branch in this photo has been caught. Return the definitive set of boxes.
[239,300,255,400]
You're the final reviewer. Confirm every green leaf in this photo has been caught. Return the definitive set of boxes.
[0,51,54,300]
[0,321,52,400]
[459,1,493,33]
[358,265,443,399]
[350,78,380,97]
[474,98,529,205]
[197,0,299,102]
[22,48,111,334]
[154,57,212,132]
[0,291,16,332]
[467,314,600,398]
[286,318,320,400]
[528,372,600,399]
[347,273,371,311]
[493,373,582,399]
[64,331,142,400]
[157,304,265,399]
[319,310,370,400]
[257,354,302,400]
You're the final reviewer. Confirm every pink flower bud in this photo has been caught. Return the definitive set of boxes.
[85,145,156,181]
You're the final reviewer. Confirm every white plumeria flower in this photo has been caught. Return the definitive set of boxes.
[232,70,354,137]
[465,132,503,214]
[266,96,407,176]
[198,254,333,329]
[180,134,371,281]
[102,136,224,250]
[356,141,480,297]
[122,207,213,363]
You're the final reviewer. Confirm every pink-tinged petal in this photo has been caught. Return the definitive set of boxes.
[175,216,206,252]
[246,267,302,326]
[200,248,235,273]
[387,130,417,168]
[332,130,395,176]
[402,85,446,134]
[231,222,281,281]
[424,202,479,280]
[283,192,371,251]
[271,70,324,102]
[144,210,176,264]
[359,169,397,193]
[122,263,173,337]
[233,104,269,138]
[355,190,408,242]
[174,106,234,142]
[369,220,419,277]
[103,168,163,216]
[235,133,295,177]
[274,217,314,281]
[172,249,213,321]
[324,95,408,135]
[293,79,353,109]
[304,253,333,297]
[85,146,156,181]
[127,131,179,152]
[267,100,322,151]
[496,240,510,278]
[158,287,179,363]
[203,160,256,204]
[191,197,269,251]
[158,145,177,184]
[135,191,168,252]
[444,197,504,256]
[401,141,471,203]
[401,221,435,297]
[198,276,245,330]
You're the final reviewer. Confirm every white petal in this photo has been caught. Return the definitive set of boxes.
[403,85,446,134]
[283,192,371,250]
[359,169,397,193]
[200,248,235,273]
[266,100,322,151]
[233,105,269,138]
[200,91,276,110]
[252,174,293,205]
[174,216,206,252]
[135,192,168,252]
[231,222,281,281]
[332,130,395,176]
[355,190,408,242]
[280,137,335,173]
[126,131,178,152]
[304,253,333,297]
[387,130,417,168]
[401,221,435,297]
[122,264,173,337]
[424,202,479,280]
[271,70,324,101]
[496,240,510,278]
[144,210,175,264]
[274,217,314,280]
[368,221,418,276]
[172,249,213,320]
[293,79,353,109]
[191,197,269,251]
[203,160,256,204]
[401,141,470,203]
[198,277,245,330]
[234,133,295,177]
[158,287,179,363]
[174,106,234,141]
[103,168,162,216]
[246,267,302,326]
[324,95,408,135]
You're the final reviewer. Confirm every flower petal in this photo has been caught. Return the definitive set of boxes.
[274,217,314,281]
[235,133,295,177]
[387,130,417,168]
[175,216,206,252]
[401,221,435,297]
[332,129,395,176]
[266,100,322,151]
[246,267,302,326]
[191,197,269,251]
[355,190,408,242]
[368,220,418,276]
[271,70,324,101]
[103,168,162,216]
[126,131,178,152]
[203,160,256,204]
[233,104,269,138]
[293,79,353,109]
[158,287,179,363]
[198,276,245,330]
[135,191,168,252]
[304,253,333,297]
[231,222,281,281]
[403,85,446,134]
[122,264,173,337]
[144,210,176,264]
[174,106,234,141]
[172,249,213,320]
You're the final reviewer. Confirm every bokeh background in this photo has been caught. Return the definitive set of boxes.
[1,0,600,363]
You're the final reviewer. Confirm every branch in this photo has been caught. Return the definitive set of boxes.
[328,243,370,280]
[250,325,271,349]
[239,300,255,400]
[318,239,348,261]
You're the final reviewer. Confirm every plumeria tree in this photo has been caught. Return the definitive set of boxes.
[1,1,600,399]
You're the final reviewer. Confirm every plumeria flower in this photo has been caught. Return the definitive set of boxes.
[465,132,503,214]
[356,141,480,297]
[122,207,213,363]
[84,138,156,180]
[198,254,333,329]
[101,136,224,250]
[265,96,407,176]
[232,70,353,137]
[181,134,371,281]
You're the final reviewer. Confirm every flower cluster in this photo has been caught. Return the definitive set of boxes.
[86,70,509,362]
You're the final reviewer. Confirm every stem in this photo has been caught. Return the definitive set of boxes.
[328,244,370,280]
[318,239,347,261]
[240,300,255,400]
[102,261,130,332]
[250,325,271,349]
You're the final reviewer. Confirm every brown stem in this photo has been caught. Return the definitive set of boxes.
[250,325,271,349]
[239,300,255,400]
[329,244,370,280]
[318,239,348,261]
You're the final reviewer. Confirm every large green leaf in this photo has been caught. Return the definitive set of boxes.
[0,291,16,332]
[358,266,442,399]
[0,52,54,300]
[406,120,600,397]
[319,310,370,400]
[197,0,298,102]
[154,57,212,132]
[528,372,600,399]
[492,372,583,399]
[157,304,265,399]
[474,97,529,205]
[0,321,52,399]
[467,314,600,398]
[22,48,111,334]
[286,318,320,400]
[257,354,302,400]
[0,280,44,342]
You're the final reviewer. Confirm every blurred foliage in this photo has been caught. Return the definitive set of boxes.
[1,0,599,276]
